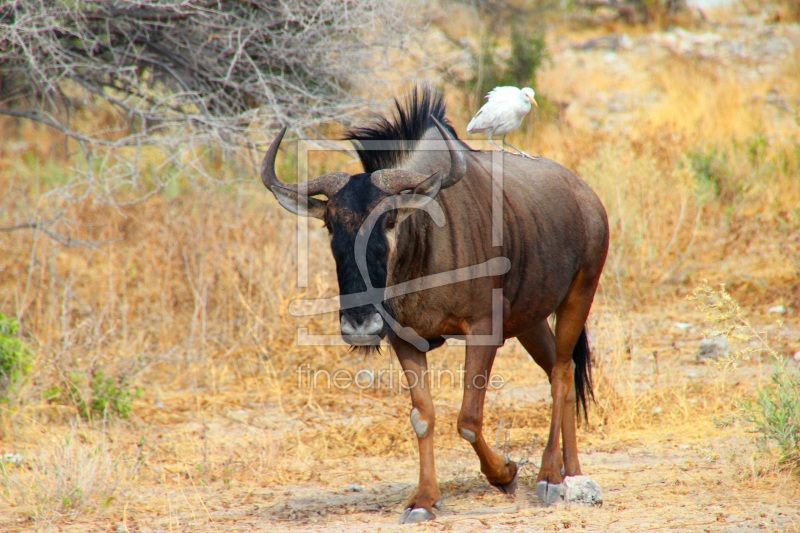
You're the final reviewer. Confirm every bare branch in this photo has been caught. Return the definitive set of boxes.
[0,219,112,248]
[0,0,432,246]
[0,0,424,142]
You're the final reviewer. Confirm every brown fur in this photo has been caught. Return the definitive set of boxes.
[263,112,609,521]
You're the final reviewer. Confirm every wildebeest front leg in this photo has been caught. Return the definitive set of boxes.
[393,338,440,524]
[457,342,518,493]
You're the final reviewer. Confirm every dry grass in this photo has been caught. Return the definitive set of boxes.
[1,3,800,530]
[1,423,139,524]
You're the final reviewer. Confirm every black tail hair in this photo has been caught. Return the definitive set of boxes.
[344,85,460,173]
[573,326,595,423]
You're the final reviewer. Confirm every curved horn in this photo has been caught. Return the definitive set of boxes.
[261,126,289,193]
[261,126,350,198]
[370,169,428,194]
[369,118,467,194]
[430,116,466,189]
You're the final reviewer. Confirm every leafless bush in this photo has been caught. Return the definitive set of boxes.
[0,0,426,233]
[1,0,422,140]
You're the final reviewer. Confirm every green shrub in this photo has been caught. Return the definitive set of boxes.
[48,371,140,421]
[686,147,732,204]
[741,357,800,472]
[690,281,800,474]
[89,371,138,420]
[0,314,33,403]
[466,26,550,102]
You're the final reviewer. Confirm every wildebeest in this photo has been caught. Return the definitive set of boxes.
[261,87,609,523]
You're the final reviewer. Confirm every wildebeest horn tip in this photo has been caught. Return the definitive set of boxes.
[261,126,288,192]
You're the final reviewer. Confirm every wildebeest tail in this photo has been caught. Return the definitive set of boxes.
[573,326,594,423]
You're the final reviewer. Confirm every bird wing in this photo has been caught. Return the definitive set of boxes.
[466,106,489,133]
[467,87,529,135]
[486,86,522,102]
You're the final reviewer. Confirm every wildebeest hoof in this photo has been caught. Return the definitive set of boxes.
[491,470,519,495]
[536,480,565,505]
[399,507,436,524]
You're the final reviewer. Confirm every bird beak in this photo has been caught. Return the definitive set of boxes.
[529,96,538,108]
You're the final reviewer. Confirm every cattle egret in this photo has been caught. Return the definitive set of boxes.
[467,86,538,158]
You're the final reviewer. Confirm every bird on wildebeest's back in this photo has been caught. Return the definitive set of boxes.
[467,86,538,158]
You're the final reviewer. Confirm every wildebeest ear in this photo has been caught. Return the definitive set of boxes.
[271,185,327,219]
[413,171,445,199]
[393,171,445,224]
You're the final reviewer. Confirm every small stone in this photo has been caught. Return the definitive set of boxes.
[652,406,663,415]
[563,476,603,506]
[674,322,693,332]
[2,453,23,465]
[697,337,729,362]
[344,484,363,492]
[576,35,629,51]
[768,305,786,315]
[116,525,128,533]
[793,351,800,362]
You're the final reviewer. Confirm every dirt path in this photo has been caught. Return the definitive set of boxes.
[58,428,796,532]
[253,435,799,532]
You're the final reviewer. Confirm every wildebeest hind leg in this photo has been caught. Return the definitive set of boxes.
[393,338,440,523]
[517,321,582,477]
[537,271,598,504]
[457,339,518,493]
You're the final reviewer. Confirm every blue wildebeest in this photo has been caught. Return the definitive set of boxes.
[261,87,609,523]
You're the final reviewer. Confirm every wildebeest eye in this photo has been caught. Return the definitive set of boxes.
[385,215,396,230]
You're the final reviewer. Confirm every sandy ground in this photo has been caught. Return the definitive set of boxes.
[216,435,800,532]
[8,313,798,533]
[21,397,797,533]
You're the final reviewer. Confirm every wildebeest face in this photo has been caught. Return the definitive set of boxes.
[324,174,394,346]
[260,118,465,349]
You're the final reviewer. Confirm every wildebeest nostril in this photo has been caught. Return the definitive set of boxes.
[340,312,383,336]
[340,314,357,335]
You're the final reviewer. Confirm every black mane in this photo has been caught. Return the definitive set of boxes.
[345,85,460,173]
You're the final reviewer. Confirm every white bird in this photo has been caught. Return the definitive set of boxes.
[467,86,538,158]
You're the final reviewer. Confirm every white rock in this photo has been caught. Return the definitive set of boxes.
[2,453,23,464]
[563,475,603,506]
[768,305,786,315]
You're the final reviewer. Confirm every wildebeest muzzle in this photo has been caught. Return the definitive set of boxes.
[340,308,386,345]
